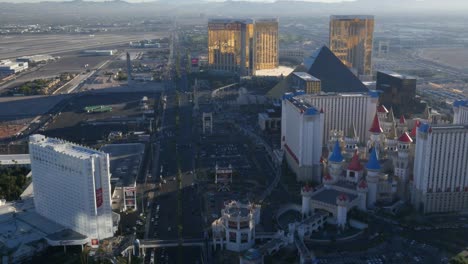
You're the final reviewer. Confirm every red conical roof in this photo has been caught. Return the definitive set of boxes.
[410,120,420,137]
[399,115,406,124]
[369,113,383,133]
[348,151,363,171]
[398,132,413,143]
[377,105,389,113]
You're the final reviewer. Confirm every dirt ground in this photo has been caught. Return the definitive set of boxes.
[420,48,468,71]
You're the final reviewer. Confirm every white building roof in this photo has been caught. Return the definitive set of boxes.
[29,134,105,159]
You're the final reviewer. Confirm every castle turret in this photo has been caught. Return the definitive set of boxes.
[409,120,421,139]
[395,132,413,200]
[346,151,363,183]
[367,112,385,157]
[336,193,349,229]
[323,173,333,187]
[328,140,344,183]
[356,178,368,211]
[382,108,396,136]
[344,123,359,159]
[377,105,389,121]
[386,121,398,154]
[366,147,381,208]
[397,115,407,135]
[328,130,343,153]
[301,184,314,219]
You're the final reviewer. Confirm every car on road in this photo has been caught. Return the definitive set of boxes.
[151,218,154,222]
[168,227,171,232]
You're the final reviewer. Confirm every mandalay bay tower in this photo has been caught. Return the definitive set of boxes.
[329,15,374,78]
[208,18,278,76]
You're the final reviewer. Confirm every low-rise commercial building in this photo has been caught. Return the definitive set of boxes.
[101,143,145,212]
[291,72,321,94]
[0,60,28,76]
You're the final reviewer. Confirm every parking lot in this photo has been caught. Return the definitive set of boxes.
[316,237,448,264]
[41,92,156,144]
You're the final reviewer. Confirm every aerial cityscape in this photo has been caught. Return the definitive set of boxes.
[0,0,467,263]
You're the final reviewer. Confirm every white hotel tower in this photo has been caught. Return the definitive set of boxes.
[29,135,116,243]
[453,100,468,125]
[412,124,468,214]
[281,92,324,182]
[299,92,378,144]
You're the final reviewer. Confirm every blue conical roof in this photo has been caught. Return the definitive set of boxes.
[366,148,381,171]
[329,140,344,163]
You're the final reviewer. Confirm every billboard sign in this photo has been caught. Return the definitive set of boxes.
[191,58,199,67]
[95,188,103,208]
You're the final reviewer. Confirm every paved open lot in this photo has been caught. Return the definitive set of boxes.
[0,33,163,60]
[0,94,68,121]
[42,92,156,143]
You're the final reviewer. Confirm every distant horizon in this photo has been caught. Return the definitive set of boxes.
[0,0,357,3]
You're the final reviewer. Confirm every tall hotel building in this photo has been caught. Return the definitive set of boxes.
[29,134,116,243]
[453,100,468,125]
[412,124,468,214]
[329,15,374,77]
[253,19,279,71]
[208,18,278,76]
[281,92,324,182]
[299,92,379,144]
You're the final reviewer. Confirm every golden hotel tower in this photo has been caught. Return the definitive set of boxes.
[329,15,374,77]
[208,18,278,76]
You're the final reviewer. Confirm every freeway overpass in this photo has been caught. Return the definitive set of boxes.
[0,154,30,166]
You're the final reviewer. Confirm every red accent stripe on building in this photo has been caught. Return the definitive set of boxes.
[284,143,299,164]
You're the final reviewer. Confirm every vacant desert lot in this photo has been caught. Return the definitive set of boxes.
[420,47,468,72]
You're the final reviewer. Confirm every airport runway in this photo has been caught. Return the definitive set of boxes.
[0,32,166,60]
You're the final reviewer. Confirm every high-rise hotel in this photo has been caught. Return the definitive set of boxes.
[29,134,116,244]
[208,18,278,76]
[412,124,468,214]
[329,15,374,77]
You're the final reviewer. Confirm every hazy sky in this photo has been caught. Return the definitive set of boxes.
[1,0,357,2]
[206,0,355,2]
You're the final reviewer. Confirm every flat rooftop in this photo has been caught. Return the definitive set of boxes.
[333,180,357,191]
[100,143,145,187]
[208,18,254,24]
[255,66,294,77]
[29,134,104,160]
[311,188,358,206]
[378,70,416,80]
[293,72,320,82]
[46,229,87,244]
[298,92,369,98]
[286,96,315,112]
[330,15,374,20]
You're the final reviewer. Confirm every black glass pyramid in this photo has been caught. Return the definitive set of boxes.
[304,46,368,93]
